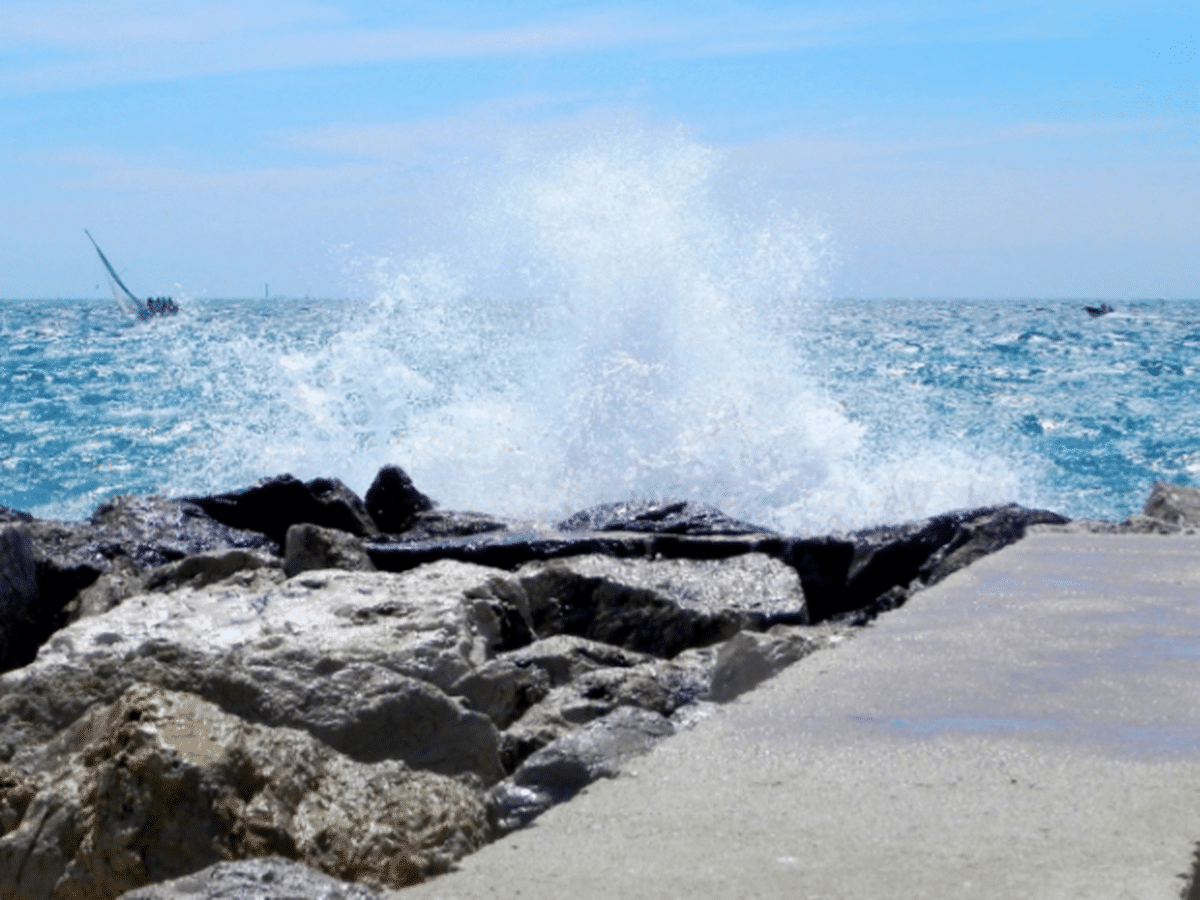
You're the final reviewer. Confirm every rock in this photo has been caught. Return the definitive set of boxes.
[499,665,678,771]
[514,553,807,657]
[0,684,488,899]
[367,528,657,573]
[186,475,377,547]
[496,634,656,688]
[394,509,512,541]
[489,706,675,834]
[707,626,826,702]
[284,524,375,577]
[918,504,1071,587]
[64,550,283,625]
[364,465,435,534]
[10,497,278,674]
[0,525,39,673]
[115,857,383,900]
[449,658,552,731]
[1035,516,1183,535]
[557,498,772,535]
[0,563,523,783]
[797,504,1069,623]
[86,495,280,568]
[142,549,282,594]
[0,505,33,525]
[1143,481,1200,527]
[491,640,714,771]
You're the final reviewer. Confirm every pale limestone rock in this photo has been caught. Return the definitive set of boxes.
[67,550,282,624]
[706,625,825,702]
[1143,481,1200,527]
[1,563,521,782]
[115,857,383,900]
[0,684,488,900]
[514,552,808,657]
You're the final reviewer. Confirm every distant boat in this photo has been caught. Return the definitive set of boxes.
[1084,303,1114,317]
[85,229,179,320]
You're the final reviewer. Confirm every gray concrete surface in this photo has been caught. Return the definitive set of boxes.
[400,532,1200,899]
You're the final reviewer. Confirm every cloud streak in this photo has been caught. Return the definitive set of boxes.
[0,0,1108,95]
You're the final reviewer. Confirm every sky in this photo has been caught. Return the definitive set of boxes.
[1,0,1197,300]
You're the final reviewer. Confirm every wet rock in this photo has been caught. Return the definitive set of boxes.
[395,509,512,541]
[364,465,435,534]
[557,498,772,535]
[367,529,658,573]
[489,706,675,834]
[514,552,807,657]
[0,525,39,673]
[1036,516,1184,535]
[186,475,377,547]
[283,524,375,577]
[86,495,281,568]
[0,684,488,899]
[1143,481,1200,527]
[0,564,519,783]
[115,857,384,900]
[918,504,1071,586]
[142,549,282,594]
[800,504,1070,622]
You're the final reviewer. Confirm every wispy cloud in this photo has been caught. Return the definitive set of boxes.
[0,0,1109,94]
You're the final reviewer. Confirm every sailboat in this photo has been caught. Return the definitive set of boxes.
[85,230,179,320]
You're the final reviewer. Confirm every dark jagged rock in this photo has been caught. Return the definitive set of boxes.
[811,504,1070,624]
[364,465,436,533]
[392,509,513,541]
[368,529,659,572]
[0,525,39,674]
[557,498,773,535]
[366,528,787,574]
[1143,481,1200,527]
[0,505,33,524]
[918,504,1070,586]
[185,475,377,547]
[283,523,375,577]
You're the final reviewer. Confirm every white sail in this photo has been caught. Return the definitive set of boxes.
[85,229,144,317]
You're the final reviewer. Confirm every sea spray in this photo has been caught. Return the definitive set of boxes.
[4,132,1060,530]
[234,130,1036,532]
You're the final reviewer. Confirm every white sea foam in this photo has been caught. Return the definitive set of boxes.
[157,129,1037,532]
[5,131,1067,529]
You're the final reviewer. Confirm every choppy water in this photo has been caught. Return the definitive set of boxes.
[3,136,1197,531]
[2,295,1196,531]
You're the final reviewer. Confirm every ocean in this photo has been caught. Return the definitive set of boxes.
[3,139,1197,531]
[2,294,1196,533]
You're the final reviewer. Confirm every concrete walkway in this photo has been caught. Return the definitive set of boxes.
[403,532,1200,899]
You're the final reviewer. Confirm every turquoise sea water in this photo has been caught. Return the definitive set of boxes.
[2,295,1196,531]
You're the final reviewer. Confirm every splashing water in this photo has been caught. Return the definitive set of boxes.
[3,131,1051,532]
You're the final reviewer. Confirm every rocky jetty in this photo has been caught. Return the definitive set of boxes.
[4,464,1144,899]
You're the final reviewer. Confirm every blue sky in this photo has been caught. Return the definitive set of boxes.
[1,0,1196,299]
